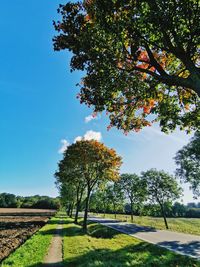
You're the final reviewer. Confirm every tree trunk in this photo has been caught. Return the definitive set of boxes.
[160,203,169,229]
[74,200,81,224]
[74,186,83,224]
[130,201,133,223]
[67,204,71,216]
[114,204,116,219]
[83,189,91,231]
[70,202,74,218]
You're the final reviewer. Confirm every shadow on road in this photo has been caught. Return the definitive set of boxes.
[89,217,157,234]
[157,240,200,257]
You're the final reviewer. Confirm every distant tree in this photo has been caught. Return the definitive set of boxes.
[142,169,182,229]
[119,174,147,222]
[90,186,108,216]
[185,208,200,218]
[55,162,86,223]
[53,0,200,133]
[175,132,200,198]
[106,182,124,219]
[58,182,76,217]
[187,202,197,208]
[0,193,18,208]
[56,140,122,231]
[32,198,59,210]
[172,202,186,217]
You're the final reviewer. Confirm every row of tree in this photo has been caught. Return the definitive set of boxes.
[92,170,182,229]
[0,193,60,210]
[55,132,200,230]
[90,191,200,219]
[55,140,182,230]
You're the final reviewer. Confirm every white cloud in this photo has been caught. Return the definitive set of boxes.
[84,130,102,141]
[74,130,102,143]
[58,139,70,154]
[85,115,95,123]
[74,136,82,143]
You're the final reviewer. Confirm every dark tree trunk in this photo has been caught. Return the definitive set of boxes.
[114,203,116,219]
[160,203,169,229]
[130,201,133,222]
[70,202,74,218]
[74,186,84,224]
[67,204,71,216]
[83,189,91,231]
[74,200,81,224]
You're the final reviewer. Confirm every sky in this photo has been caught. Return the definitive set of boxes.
[0,1,196,204]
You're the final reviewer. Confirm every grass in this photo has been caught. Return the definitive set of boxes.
[63,218,200,267]
[1,215,61,267]
[91,213,200,235]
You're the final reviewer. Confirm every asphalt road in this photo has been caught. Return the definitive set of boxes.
[88,216,200,259]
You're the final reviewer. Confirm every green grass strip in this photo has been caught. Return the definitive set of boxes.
[63,218,200,267]
[91,213,200,235]
[1,215,60,267]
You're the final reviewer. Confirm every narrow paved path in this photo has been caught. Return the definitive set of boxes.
[43,220,63,267]
[88,216,200,259]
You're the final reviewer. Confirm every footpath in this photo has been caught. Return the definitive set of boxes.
[43,220,63,267]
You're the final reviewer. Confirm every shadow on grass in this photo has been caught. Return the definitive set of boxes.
[88,223,121,239]
[28,262,63,267]
[63,242,199,267]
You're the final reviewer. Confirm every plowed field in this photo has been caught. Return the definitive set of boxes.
[0,209,56,262]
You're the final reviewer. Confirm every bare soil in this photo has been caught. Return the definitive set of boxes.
[0,215,49,262]
[0,208,56,216]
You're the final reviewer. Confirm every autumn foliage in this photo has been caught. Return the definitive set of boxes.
[53,0,200,133]
[55,139,122,230]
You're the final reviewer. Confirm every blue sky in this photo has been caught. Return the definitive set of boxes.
[0,1,196,203]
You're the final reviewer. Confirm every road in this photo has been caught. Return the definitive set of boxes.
[88,216,200,259]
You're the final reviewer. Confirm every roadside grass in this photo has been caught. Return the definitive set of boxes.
[63,218,200,267]
[91,213,200,235]
[1,215,61,267]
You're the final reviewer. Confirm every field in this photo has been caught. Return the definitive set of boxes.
[0,208,56,262]
[91,213,200,235]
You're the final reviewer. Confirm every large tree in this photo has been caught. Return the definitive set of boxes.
[56,140,122,230]
[141,169,182,229]
[175,131,200,198]
[53,0,200,133]
[119,173,147,222]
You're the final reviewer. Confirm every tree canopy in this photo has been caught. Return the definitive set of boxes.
[53,0,200,133]
[55,139,122,230]
[142,169,182,228]
[119,173,147,221]
[175,131,200,197]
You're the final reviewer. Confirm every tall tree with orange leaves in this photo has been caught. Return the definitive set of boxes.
[53,0,200,133]
[56,140,122,231]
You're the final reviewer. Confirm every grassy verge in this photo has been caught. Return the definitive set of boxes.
[1,215,61,267]
[63,218,200,267]
[90,213,200,235]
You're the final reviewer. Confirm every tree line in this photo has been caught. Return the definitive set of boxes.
[55,132,200,231]
[0,193,60,210]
